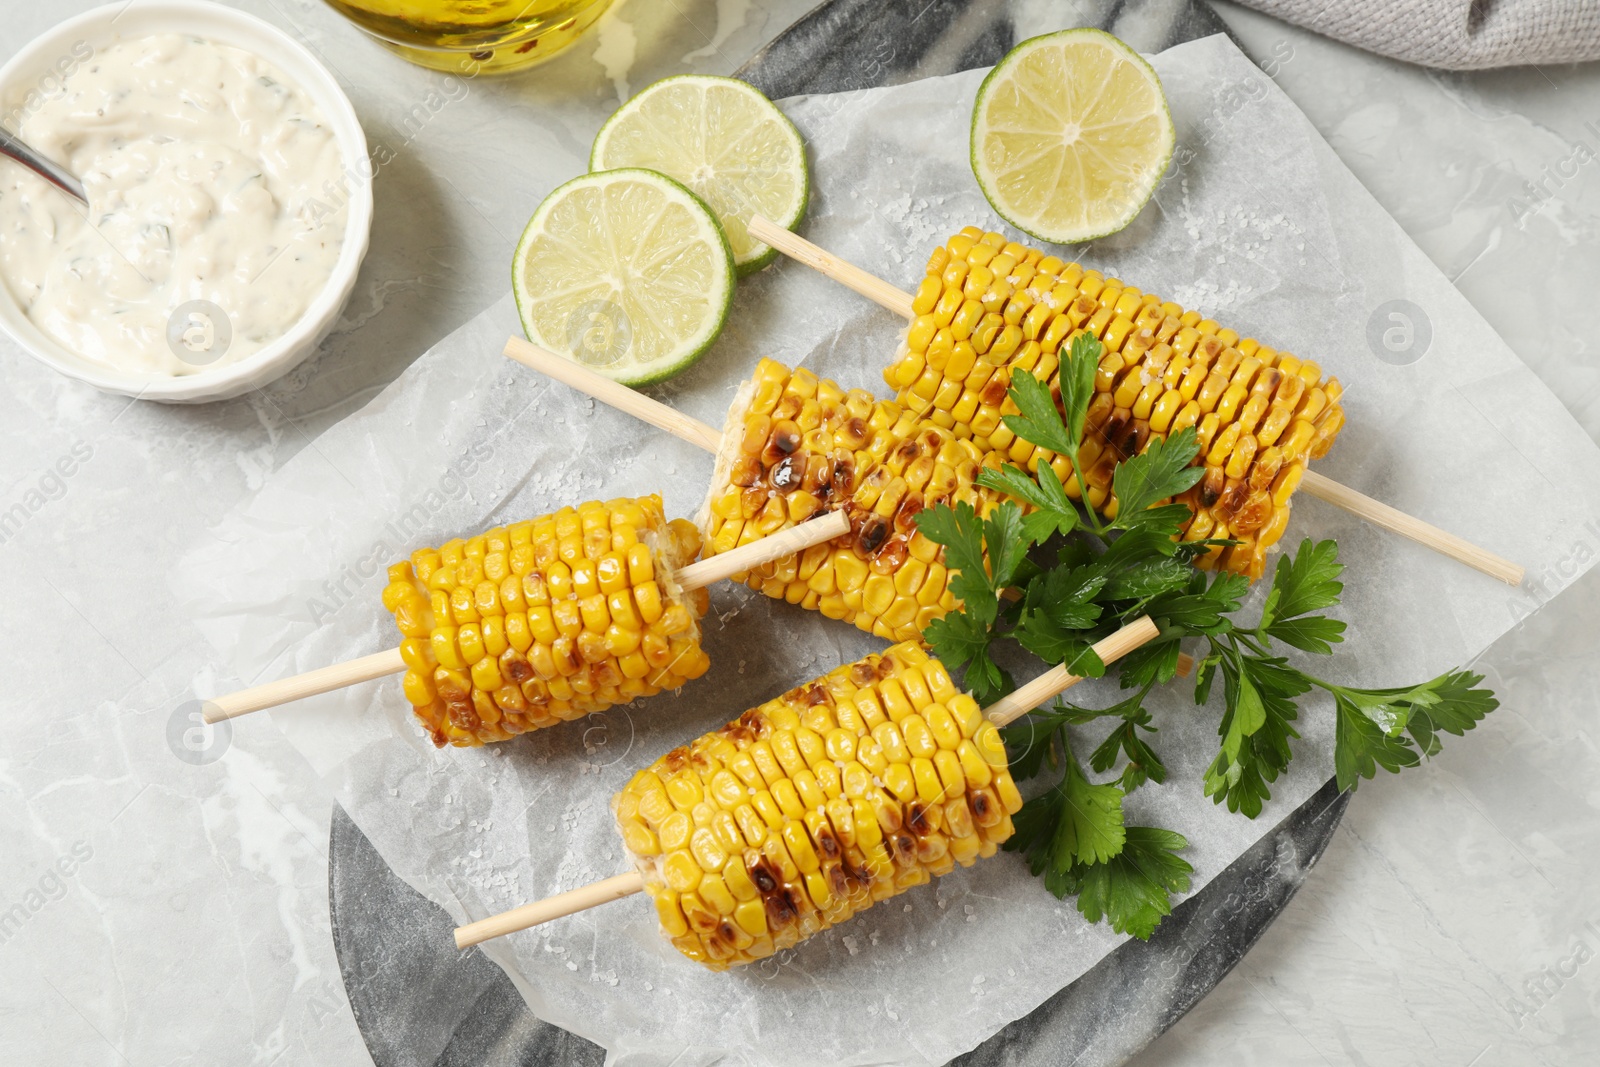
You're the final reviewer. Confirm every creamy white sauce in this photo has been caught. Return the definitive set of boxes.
[0,34,349,376]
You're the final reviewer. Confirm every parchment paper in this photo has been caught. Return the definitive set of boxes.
[175,34,1600,1067]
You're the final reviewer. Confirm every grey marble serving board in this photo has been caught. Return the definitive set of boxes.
[328,1,1346,1064]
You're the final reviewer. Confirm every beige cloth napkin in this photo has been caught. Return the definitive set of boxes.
[1233,0,1600,68]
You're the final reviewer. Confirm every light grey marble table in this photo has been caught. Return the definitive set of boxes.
[1,2,1596,1065]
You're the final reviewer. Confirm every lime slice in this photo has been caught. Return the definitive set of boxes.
[590,75,808,275]
[512,169,734,387]
[971,29,1174,245]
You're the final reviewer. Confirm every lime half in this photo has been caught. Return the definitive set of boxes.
[971,29,1174,245]
[590,75,808,275]
[512,169,735,387]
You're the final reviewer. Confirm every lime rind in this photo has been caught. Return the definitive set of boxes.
[590,74,809,276]
[512,168,735,388]
[971,28,1175,246]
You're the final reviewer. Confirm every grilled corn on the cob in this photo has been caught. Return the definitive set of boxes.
[886,228,1348,580]
[613,640,1021,969]
[383,496,712,747]
[700,359,1010,642]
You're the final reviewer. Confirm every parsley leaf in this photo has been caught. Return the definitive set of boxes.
[916,501,999,624]
[1146,570,1247,636]
[1025,564,1106,630]
[1069,826,1193,940]
[1259,538,1343,630]
[1103,557,1194,601]
[1109,426,1206,523]
[1001,367,1080,460]
[1015,616,1107,678]
[1115,638,1184,690]
[924,610,1009,705]
[1323,669,1498,789]
[1061,688,1150,724]
[1193,654,1220,705]
[1057,332,1103,449]
[910,398,1500,940]
[1115,502,1201,539]
[922,608,992,666]
[1406,670,1497,756]
[1333,692,1419,789]
[1266,615,1347,655]
[984,502,1031,592]
[978,461,1079,543]
[1203,653,1305,816]
[1090,707,1168,791]
[1009,734,1127,881]
[1099,528,1184,572]
[1051,751,1126,866]
[1217,654,1266,765]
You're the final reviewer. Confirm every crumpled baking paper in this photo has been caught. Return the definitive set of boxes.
[175,33,1600,1067]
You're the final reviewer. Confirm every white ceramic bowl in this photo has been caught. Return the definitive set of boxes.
[0,1,374,403]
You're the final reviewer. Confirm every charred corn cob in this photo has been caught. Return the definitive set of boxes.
[885,228,1348,580]
[699,359,1010,642]
[383,496,712,748]
[613,640,1021,969]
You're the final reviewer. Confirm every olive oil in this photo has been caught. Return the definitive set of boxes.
[325,0,614,73]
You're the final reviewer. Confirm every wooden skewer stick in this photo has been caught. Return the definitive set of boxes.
[204,648,408,724]
[745,215,1525,588]
[452,615,1159,949]
[201,511,851,725]
[454,870,648,950]
[676,510,849,588]
[982,615,1158,727]
[1297,471,1523,586]
[749,218,916,320]
[505,339,1201,676]
[504,337,723,453]
[507,336,724,447]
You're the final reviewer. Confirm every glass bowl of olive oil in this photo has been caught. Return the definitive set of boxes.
[325,0,614,74]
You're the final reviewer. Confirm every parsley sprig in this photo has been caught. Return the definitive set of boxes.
[913,331,1498,940]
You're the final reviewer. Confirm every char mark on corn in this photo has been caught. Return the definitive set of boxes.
[700,361,1009,641]
[612,642,1023,968]
[886,228,1348,580]
[382,496,711,747]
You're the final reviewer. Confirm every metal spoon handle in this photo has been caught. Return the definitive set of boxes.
[0,125,87,205]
